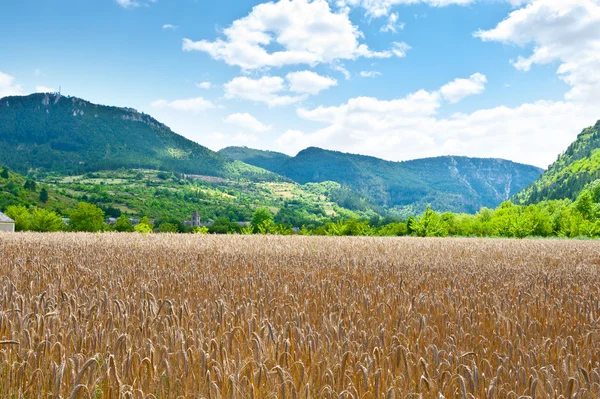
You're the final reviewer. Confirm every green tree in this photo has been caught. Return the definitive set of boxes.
[209,217,240,234]
[134,216,153,233]
[39,187,49,203]
[574,190,594,220]
[69,202,105,232]
[193,226,210,234]
[114,215,134,232]
[409,206,449,237]
[158,222,179,233]
[30,209,64,232]
[0,167,8,179]
[24,179,37,191]
[5,205,32,231]
[251,208,274,233]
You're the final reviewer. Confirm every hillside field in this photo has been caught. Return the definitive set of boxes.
[1,234,599,398]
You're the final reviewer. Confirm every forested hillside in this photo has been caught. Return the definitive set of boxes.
[514,120,600,204]
[0,93,275,180]
[220,146,543,214]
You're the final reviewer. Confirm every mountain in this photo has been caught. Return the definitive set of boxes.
[219,146,291,172]
[219,146,544,213]
[514,120,600,204]
[0,93,274,180]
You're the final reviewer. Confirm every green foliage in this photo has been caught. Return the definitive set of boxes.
[192,226,210,234]
[0,167,8,179]
[30,208,64,232]
[69,202,105,232]
[114,215,134,232]
[158,223,179,233]
[0,94,277,182]
[5,205,31,231]
[24,179,37,191]
[134,217,153,233]
[39,187,49,203]
[209,217,241,234]
[251,208,274,234]
[409,206,449,237]
[514,120,600,204]
[220,146,543,214]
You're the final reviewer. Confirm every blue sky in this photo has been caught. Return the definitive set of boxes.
[1,0,599,168]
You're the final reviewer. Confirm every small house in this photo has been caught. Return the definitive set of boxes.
[0,212,15,232]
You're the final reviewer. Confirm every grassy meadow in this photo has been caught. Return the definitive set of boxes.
[0,233,599,398]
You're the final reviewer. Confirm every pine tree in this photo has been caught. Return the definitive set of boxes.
[39,187,49,203]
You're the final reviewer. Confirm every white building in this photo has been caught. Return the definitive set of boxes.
[0,212,15,232]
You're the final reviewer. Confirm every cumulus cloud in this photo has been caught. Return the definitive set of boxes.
[276,70,598,168]
[475,0,600,102]
[151,97,215,112]
[116,0,140,8]
[224,76,307,107]
[182,0,402,70]
[380,13,405,33]
[331,63,351,80]
[196,82,212,89]
[440,73,487,103]
[116,0,155,8]
[0,72,24,99]
[391,42,411,57]
[360,71,382,78]
[36,86,56,93]
[224,72,337,107]
[274,0,600,168]
[286,71,338,95]
[224,113,272,132]
[337,0,475,18]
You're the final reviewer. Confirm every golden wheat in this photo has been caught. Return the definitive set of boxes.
[0,233,599,398]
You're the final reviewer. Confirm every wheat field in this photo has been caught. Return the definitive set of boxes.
[0,233,599,398]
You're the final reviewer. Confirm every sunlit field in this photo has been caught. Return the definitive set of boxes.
[1,233,599,398]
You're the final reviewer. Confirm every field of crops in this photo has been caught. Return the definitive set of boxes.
[1,233,599,398]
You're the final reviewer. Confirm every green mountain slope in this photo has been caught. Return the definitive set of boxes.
[0,93,274,180]
[219,146,544,213]
[514,120,600,204]
[219,146,291,172]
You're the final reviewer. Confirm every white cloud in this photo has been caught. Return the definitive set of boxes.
[0,72,24,99]
[282,1,600,167]
[224,76,307,107]
[286,71,338,94]
[151,97,215,112]
[162,24,178,30]
[182,0,401,70]
[36,86,56,93]
[391,42,411,57]
[276,71,597,168]
[196,82,212,89]
[332,63,351,80]
[381,13,405,33]
[116,0,140,8]
[440,73,487,103]
[360,71,382,78]
[338,0,475,18]
[475,0,600,103]
[224,113,272,132]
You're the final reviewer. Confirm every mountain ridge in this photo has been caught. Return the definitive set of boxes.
[219,146,544,214]
[513,120,600,204]
[0,93,276,181]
